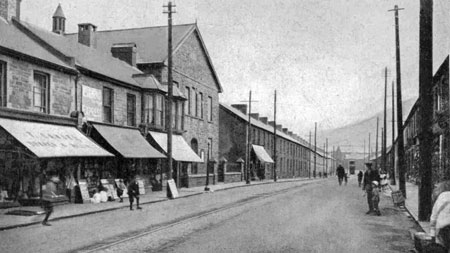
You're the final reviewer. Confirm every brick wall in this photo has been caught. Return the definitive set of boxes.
[0,54,75,117]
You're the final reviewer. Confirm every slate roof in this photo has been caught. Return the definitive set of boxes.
[15,19,145,88]
[220,103,312,151]
[66,24,196,64]
[0,18,75,71]
[65,24,223,92]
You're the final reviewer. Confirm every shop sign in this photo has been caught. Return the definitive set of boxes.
[137,179,145,195]
[82,85,103,122]
[78,180,90,203]
[167,179,179,198]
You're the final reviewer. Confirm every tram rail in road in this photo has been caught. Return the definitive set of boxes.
[71,181,316,253]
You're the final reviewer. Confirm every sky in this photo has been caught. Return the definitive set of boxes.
[21,0,449,139]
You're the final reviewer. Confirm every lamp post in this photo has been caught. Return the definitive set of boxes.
[205,142,210,191]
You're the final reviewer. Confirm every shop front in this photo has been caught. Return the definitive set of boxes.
[251,144,274,180]
[88,123,166,195]
[147,131,203,188]
[0,118,113,207]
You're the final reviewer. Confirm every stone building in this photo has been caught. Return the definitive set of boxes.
[65,22,223,187]
[219,103,313,182]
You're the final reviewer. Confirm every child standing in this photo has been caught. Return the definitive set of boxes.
[372,181,381,216]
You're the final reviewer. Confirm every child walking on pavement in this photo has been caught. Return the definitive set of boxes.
[371,181,381,216]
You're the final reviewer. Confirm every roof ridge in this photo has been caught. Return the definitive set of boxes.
[64,23,196,35]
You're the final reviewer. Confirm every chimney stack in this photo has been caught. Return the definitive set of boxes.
[276,125,282,131]
[249,113,259,120]
[0,0,21,21]
[268,121,275,127]
[231,104,247,115]
[259,117,268,124]
[111,43,137,66]
[78,23,97,48]
[282,128,289,134]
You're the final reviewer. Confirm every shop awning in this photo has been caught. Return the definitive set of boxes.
[92,124,165,159]
[148,131,203,163]
[252,145,274,163]
[0,118,113,158]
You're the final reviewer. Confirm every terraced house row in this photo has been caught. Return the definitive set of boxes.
[0,1,332,208]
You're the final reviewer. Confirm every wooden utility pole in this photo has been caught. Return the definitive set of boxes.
[383,67,388,173]
[323,143,326,177]
[314,122,317,178]
[273,90,277,182]
[332,146,335,175]
[391,81,396,185]
[364,139,366,162]
[246,91,253,184]
[308,131,312,179]
[325,138,328,176]
[389,5,406,198]
[164,1,175,198]
[418,0,433,221]
[375,117,379,170]
[368,133,371,161]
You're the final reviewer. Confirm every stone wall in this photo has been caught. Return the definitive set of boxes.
[0,54,75,117]
[78,75,141,126]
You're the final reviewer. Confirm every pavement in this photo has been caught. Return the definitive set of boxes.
[0,177,311,231]
[391,181,431,234]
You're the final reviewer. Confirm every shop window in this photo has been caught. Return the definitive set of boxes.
[103,87,114,123]
[143,94,154,124]
[127,93,136,126]
[33,71,50,113]
[0,61,5,107]
[207,96,212,122]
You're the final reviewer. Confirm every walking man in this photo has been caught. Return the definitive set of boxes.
[41,176,59,226]
[357,170,363,187]
[336,164,345,186]
[362,163,380,214]
[127,177,142,210]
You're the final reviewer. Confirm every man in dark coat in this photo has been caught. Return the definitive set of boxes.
[336,165,345,186]
[362,163,381,214]
[357,171,364,187]
[127,177,141,210]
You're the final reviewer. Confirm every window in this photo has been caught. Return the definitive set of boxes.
[143,94,154,124]
[207,96,212,121]
[127,94,136,126]
[171,101,176,129]
[176,101,183,130]
[199,92,203,119]
[33,71,50,113]
[103,87,114,123]
[174,81,179,88]
[191,138,199,174]
[0,61,6,107]
[155,94,164,127]
[207,138,213,159]
[186,87,191,115]
[195,92,198,117]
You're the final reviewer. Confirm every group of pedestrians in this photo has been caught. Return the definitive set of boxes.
[336,165,348,186]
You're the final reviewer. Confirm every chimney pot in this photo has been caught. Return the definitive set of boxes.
[78,23,97,47]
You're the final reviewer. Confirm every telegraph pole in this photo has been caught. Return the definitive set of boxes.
[326,138,328,176]
[391,81,396,185]
[368,133,371,161]
[308,131,311,179]
[163,1,175,198]
[389,5,406,198]
[314,122,317,178]
[363,139,366,162]
[323,143,325,177]
[273,90,277,182]
[382,67,388,173]
[246,91,252,184]
[418,0,433,221]
[375,117,379,170]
